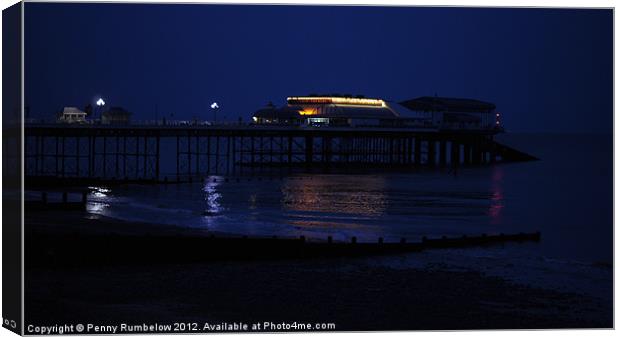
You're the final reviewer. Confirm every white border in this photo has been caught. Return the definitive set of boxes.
[20,1,24,335]
[0,1,616,337]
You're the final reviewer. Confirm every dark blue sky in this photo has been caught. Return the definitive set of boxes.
[25,4,612,133]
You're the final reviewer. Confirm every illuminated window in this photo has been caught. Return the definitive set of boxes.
[308,118,329,124]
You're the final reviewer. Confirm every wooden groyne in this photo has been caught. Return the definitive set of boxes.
[421,232,541,248]
[26,231,541,267]
[25,191,87,211]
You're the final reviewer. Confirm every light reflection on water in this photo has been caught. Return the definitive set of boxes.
[83,171,506,242]
[86,186,111,213]
[281,175,387,216]
[202,179,222,216]
[488,166,504,224]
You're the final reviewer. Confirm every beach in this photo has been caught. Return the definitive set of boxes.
[25,209,612,330]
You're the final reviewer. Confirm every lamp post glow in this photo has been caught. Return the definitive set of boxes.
[96,98,105,122]
[210,102,219,124]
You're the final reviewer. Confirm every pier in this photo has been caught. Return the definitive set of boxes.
[24,124,535,184]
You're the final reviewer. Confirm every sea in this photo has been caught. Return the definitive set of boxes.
[83,133,613,301]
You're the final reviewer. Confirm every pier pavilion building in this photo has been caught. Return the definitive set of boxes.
[399,96,500,131]
[252,95,499,130]
[252,96,428,128]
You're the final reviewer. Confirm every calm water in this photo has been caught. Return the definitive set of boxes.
[85,133,613,298]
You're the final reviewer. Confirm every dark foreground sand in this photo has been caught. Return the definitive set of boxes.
[25,210,612,331]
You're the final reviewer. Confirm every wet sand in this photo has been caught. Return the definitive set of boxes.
[25,210,612,330]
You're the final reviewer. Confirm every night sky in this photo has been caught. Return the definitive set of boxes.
[25,3,612,133]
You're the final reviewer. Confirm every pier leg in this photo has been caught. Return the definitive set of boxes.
[414,137,421,165]
[428,139,436,166]
[250,136,255,173]
[463,143,472,165]
[55,136,59,176]
[324,136,332,166]
[389,138,394,164]
[196,135,200,175]
[239,136,244,175]
[135,136,139,179]
[61,136,65,178]
[207,136,211,175]
[187,134,191,177]
[451,140,460,166]
[88,136,94,178]
[232,136,237,175]
[287,136,293,168]
[227,136,232,175]
[215,136,220,175]
[156,135,160,181]
[142,136,149,179]
[305,136,313,167]
[439,139,447,167]
[115,136,120,178]
[123,137,127,178]
[34,135,39,175]
[472,137,482,165]
[407,137,413,165]
[76,137,80,177]
[102,136,106,178]
[176,136,180,179]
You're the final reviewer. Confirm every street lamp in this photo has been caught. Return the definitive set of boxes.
[210,102,219,124]
[96,98,106,122]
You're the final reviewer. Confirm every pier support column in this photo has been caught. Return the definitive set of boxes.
[101,136,106,178]
[463,143,472,165]
[144,136,148,178]
[305,136,313,166]
[232,135,237,175]
[215,136,220,174]
[176,136,180,179]
[196,135,200,175]
[61,136,66,178]
[451,140,460,166]
[287,136,293,167]
[156,135,160,181]
[323,136,332,166]
[250,136,255,171]
[115,136,120,178]
[490,138,497,163]
[472,138,482,165]
[76,137,80,177]
[414,137,421,165]
[407,137,413,165]
[207,136,211,174]
[427,139,436,166]
[88,136,93,178]
[135,136,139,179]
[439,140,447,167]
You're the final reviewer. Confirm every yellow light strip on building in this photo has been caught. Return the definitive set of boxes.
[299,108,318,116]
[287,97,386,107]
